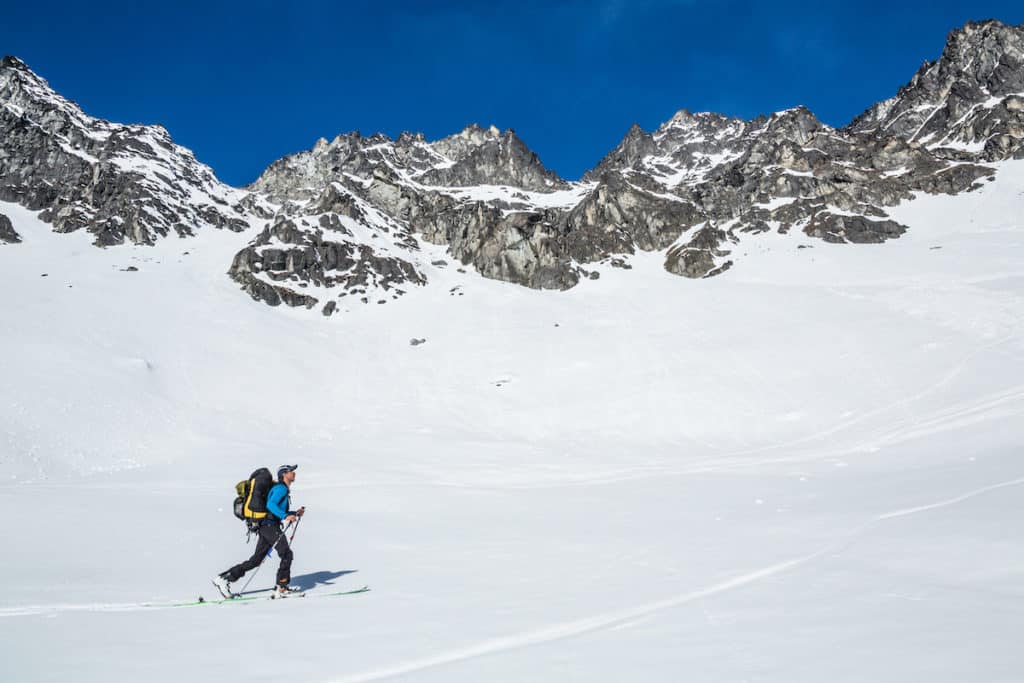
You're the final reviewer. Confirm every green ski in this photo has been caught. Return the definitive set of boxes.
[163,586,370,608]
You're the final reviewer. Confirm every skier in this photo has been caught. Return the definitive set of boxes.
[213,464,306,598]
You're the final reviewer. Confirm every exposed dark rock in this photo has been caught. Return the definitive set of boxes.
[804,213,907,244]
[584,123,657,182]
[664,224,734,278]
[0,212,20,243]
[227,217,426,308]
[421,126,568,191]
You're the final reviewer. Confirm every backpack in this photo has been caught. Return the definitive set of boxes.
[233,467,274,531]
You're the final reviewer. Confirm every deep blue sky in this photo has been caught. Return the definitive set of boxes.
[4,1,1023,186]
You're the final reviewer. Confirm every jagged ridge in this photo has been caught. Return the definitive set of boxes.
[1,19,1021,314]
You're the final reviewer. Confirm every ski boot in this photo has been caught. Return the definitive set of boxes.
[211,574,235,599]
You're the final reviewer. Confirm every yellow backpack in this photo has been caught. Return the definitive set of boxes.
[232,467,273,530]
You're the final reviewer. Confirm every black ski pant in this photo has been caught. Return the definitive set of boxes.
[223,521,293,587]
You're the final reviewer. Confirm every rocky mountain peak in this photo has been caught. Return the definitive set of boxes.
[621,121,654,147]
[463,122,501,138]
[585,110,753,182]
[429,123,504,161]
[252,119,565,201]
[941,20,1024,95]
[656,110,746,138]
[846,19,1024,160]
[1,53,71,116]
[945,20,1023,64]
[758,106,828,145]
[583,123,656,181]
[396,130,427,145]
[420,125,566,191]
[1,55,30,72]
[0,56,249,246]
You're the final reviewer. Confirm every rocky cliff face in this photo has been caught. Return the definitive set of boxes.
[847,20,1024,160]
[246,121,586,293]
[1,19,1021,313]
[0,56,250,246]
[227,182,431,314]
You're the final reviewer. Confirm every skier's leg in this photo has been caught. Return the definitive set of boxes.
[222,526,274,581]
[274,534,293,588]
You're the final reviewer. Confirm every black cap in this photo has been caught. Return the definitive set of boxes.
[277,464,298,479]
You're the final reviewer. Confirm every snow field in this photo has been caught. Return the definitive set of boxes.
[0,162,1022,681]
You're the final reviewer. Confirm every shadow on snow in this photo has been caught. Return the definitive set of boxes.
[288,569,358,592]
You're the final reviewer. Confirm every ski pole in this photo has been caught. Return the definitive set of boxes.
[267,520,295,558]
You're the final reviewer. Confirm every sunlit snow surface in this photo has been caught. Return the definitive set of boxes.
[1,164,1023,682]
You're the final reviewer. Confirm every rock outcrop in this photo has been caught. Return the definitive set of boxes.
[0,212,19,243]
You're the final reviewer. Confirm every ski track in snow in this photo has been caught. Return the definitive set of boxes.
[4,379,1021,499]
[704,333,1022,461]
[703,383,1024,474]
[419,381,1024,490]
[318,476,1024,683]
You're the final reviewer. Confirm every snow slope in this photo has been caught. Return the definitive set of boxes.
[1,163,1023,681]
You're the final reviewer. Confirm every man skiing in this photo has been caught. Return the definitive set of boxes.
[213,464,306,599]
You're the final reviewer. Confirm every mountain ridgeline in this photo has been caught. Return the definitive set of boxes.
[1,20,1022,315]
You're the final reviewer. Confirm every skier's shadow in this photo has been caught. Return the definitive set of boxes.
[288,569,358,591]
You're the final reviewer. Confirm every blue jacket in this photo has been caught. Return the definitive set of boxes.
[266,482,293,522]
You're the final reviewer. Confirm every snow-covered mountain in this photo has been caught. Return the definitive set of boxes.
[232,124,584,307]
[3,19,1024,683]
[0,56,252,246]
[848,19,1024,158]
[1,19,1023,316]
